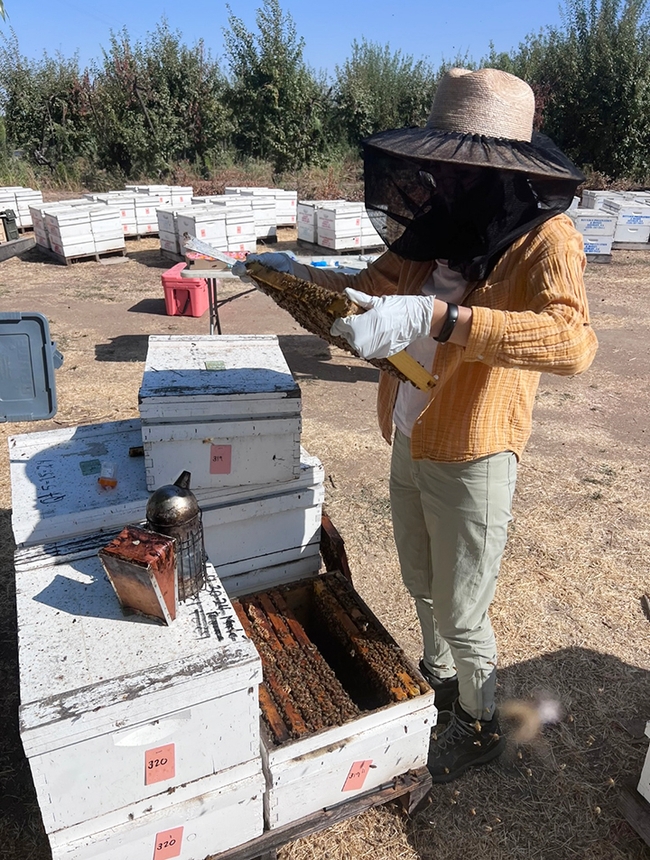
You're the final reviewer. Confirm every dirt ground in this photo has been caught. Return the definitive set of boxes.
[0,230,649,860]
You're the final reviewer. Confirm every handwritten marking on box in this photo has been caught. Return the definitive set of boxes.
[153,826,183,860]
[342,759,373,792]
[145,743,176,785]
[210,444,232,474]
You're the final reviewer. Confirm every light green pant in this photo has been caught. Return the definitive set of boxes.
[389,430,517,721]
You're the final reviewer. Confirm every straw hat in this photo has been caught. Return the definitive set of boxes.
[362,67,583,181]
[427,68,534,142]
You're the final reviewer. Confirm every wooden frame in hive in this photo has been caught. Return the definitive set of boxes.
[245,262,436,391]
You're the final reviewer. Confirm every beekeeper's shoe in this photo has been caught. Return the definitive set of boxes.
[418,660,459,713]
[427,701,505,783]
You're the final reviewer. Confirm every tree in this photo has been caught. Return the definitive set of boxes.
[487,0,650,180]
[89,22,230,177]
[223,0,327,171]
[0,30,90,170]
[332,39,436,146]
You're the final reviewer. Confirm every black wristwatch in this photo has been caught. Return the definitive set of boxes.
[433,303,459,343]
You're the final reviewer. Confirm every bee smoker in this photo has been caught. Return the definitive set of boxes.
[145,471,206,601]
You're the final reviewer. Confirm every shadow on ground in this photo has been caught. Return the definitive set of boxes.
[127,298,168,316]
[95,334,151,362]
[126,248,174,268]
[278,334,379,385]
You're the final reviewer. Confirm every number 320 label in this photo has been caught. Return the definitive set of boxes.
[145,743,176,785]
[153,826,183,860]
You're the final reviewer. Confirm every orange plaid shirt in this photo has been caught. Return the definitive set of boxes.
[303,214,598,462]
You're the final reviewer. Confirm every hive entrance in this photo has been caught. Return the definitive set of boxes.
[233,571,427,746]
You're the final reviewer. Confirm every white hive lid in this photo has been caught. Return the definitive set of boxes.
[139,335,300,403]
[17,558,261,747]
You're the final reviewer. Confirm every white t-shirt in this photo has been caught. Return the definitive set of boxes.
[392,260,468,438]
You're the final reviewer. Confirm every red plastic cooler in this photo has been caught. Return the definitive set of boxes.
[162,263,209,317]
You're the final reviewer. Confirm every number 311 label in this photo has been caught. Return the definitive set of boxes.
[145,743,176,785]
[153,826,183,860]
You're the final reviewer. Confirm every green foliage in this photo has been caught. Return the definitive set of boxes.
[487,0,650,180]
[0,30,91,170]
[3,0,650,184]
[223,0,328,172]
[332,39,436,146]
[89,22,231,178]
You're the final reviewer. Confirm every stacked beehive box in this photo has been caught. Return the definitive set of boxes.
[176,206,228,251]
[0,185,43,228]
[297,200,344,244]
[13,540,264,860]
[602,196,650,245]
[138,335,323,594]
[177,198,257,253]
[225,186,297,228]
[35,203,125,259]
[156,205,182,255]
[315,201,383,251]
[9,405,268,858]
[569,208,618,256]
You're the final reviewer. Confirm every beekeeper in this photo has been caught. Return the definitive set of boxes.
[243,68,598,783]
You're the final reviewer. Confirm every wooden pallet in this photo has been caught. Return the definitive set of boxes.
[612,242,650,251]
[618,783,650,847]
[209,767,431,860]
[41,246,127,266]
[125,232,160,240]
[586,253,612,264]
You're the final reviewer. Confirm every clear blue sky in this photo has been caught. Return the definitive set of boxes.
[0,1,565,75]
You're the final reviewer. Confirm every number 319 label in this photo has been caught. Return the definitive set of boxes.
[153,826,183,860]
[145,743,176,785]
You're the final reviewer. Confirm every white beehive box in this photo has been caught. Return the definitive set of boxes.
[263,696,433,828]
[15,548,263,836]
[582,236,613,255]
[89,206,125,252]
[134,195,162,234]
[602,198,650,226]
[15,187,43,227]
[614,223,650,243]
[48,758,264,860]
[637,720,650,803]
[169,185,193,206]
[236,573,437,830]
[8,419,323,597]
[176,208,227,245]
[139,335,302,492]
[570,209,617,237]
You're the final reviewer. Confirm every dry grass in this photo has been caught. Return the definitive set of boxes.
[0,238,648,860]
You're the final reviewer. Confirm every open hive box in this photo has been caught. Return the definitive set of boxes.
[233,569,437,829]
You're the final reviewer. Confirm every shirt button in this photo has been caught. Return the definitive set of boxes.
[433,374,439,380]
[477,354,484,360]
[417,420,422,425]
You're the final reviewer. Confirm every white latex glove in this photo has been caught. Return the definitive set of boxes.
[330,288,435,359]
[232,252,296,278]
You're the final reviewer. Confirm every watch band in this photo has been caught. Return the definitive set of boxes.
[433,303,459,343]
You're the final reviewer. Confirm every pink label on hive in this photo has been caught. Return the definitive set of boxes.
[153,826,183,860]
[342,759,373,791]
[210,444,232,474]
[144,743,176,785]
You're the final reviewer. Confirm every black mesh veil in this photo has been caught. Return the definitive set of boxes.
[362,128,584,281]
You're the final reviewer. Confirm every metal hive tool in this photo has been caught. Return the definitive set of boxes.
[244,261,437,391]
